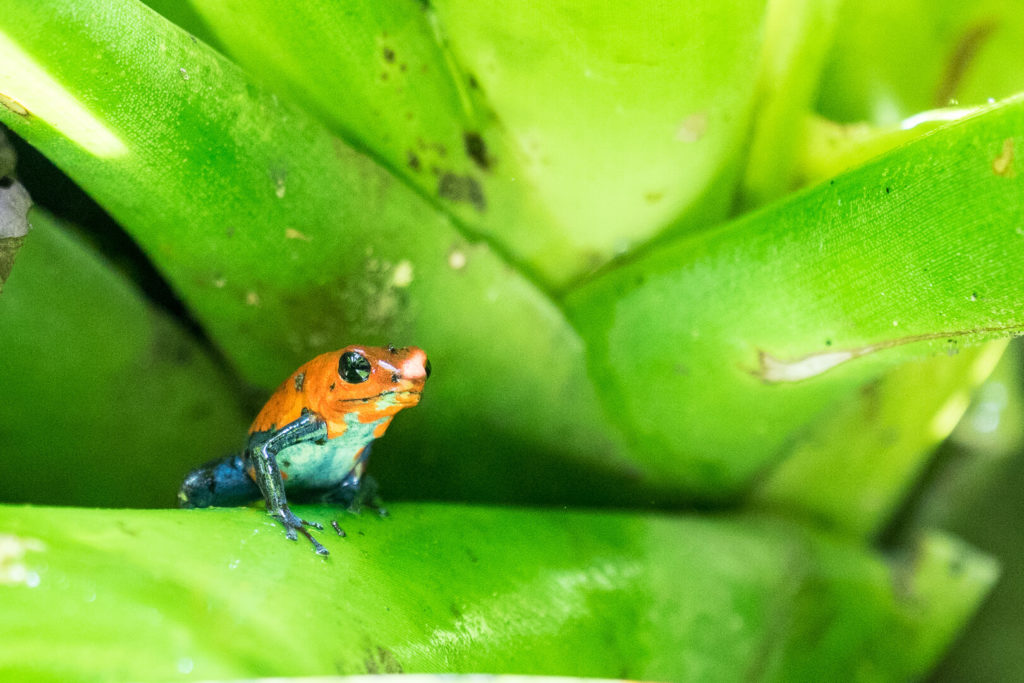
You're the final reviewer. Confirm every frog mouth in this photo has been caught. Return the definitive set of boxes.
[337,389,422,406]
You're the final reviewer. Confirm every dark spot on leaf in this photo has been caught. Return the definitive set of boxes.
[382,47,395,63]
[438,173,486,212]
[825,339,832,346]
[885,186,891,194]
[380,72,388,81]
[467,74,479,89]
[407,151,421,172]
[463,132,490,170]
[364,646,403,674]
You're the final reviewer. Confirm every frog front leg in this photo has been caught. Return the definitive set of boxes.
[246,409,331,555]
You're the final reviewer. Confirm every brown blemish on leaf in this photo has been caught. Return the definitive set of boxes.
[993,138,1015,177]
[438,172,486,212]
[284,228,311,241]
[934,21,999,107]
[382,47,396,63]
[755,324,1023,383]
[0,94,29,117]
[676,112,708,143]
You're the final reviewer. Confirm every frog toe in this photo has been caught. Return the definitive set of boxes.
[271,508,329,555]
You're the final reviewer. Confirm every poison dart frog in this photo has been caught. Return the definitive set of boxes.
[178,345,430,555]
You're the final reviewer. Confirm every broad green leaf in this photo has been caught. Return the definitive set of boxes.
[0,209,249,507]
[566,96,1024,496]
[751,341,1007,538]
[0,503,996,681]
[191,1,771,289]
[817,0,1024,124]
[0,0,640,505]
[426,0,769,286]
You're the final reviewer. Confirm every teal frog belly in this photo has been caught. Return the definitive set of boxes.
[276,413,386,489]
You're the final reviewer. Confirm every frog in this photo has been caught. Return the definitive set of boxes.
[178,344,430,555]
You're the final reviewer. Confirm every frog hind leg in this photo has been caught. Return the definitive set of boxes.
[247,410,331,555]
[321,444,388,517]
[178,454,260,508]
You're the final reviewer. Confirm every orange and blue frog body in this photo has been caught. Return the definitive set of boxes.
[178,345,430,555]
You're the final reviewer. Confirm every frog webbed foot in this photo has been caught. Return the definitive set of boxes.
[269,505,329,556]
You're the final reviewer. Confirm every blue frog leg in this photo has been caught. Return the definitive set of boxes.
[247,408,331,555]
[178,453,260,508]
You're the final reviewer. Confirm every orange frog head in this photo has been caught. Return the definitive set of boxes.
[250,345,430,438]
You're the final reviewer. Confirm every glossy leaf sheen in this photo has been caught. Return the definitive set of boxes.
[567,96,1024,495]
[0,503,995,681]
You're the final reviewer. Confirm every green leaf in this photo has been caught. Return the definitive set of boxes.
[0,0,639,504]
[0,503,996,681]
[566,96,1024,496]
[751,341,1007,538]
[0,208,249,507]
[189,0,771,288]
[740,0,842,207]
[817,0,1024,123]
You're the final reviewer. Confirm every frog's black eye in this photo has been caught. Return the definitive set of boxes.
[338,351,372,384]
